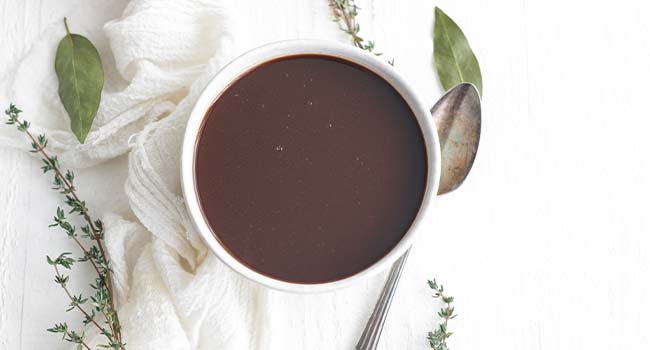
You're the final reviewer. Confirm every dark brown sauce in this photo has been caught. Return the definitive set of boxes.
[195,55,427,284]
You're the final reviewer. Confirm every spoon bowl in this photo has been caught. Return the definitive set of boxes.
[433,83,482,194]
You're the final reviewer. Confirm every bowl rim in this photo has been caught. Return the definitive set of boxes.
[181,39,441,293]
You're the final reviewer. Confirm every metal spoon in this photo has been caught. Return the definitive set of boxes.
[356,83,481,350]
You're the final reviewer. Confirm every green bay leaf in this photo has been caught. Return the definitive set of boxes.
[433,7,482,95]
[54,19,104,144]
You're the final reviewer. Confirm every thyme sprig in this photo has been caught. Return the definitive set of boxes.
[5,104,125,350]
[329,0,393,64]
[427,279,457,350]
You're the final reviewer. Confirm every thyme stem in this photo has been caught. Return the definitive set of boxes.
[329,0,392,63]
[330,0,362,48]
[53,265,108,334]
[427,279,457,350]
[23,117,121,342]
[5,104,125,350]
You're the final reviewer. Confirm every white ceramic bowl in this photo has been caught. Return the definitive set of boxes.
[181,40,441,293]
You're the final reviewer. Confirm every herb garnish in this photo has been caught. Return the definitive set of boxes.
[54,18,104,144]
[329,0,393,64]
[5,104,124,350]
[427,279,457,350]
[433,7,483,95]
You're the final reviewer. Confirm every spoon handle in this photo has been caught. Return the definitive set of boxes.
[355,248,411,350]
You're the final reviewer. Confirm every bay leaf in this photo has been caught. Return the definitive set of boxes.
[433,7,483,95]
[54,18,104,144]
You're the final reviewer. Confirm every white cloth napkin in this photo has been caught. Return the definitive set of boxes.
[0,1,434,349]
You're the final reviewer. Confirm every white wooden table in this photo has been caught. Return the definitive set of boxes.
[1,0,650,349]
